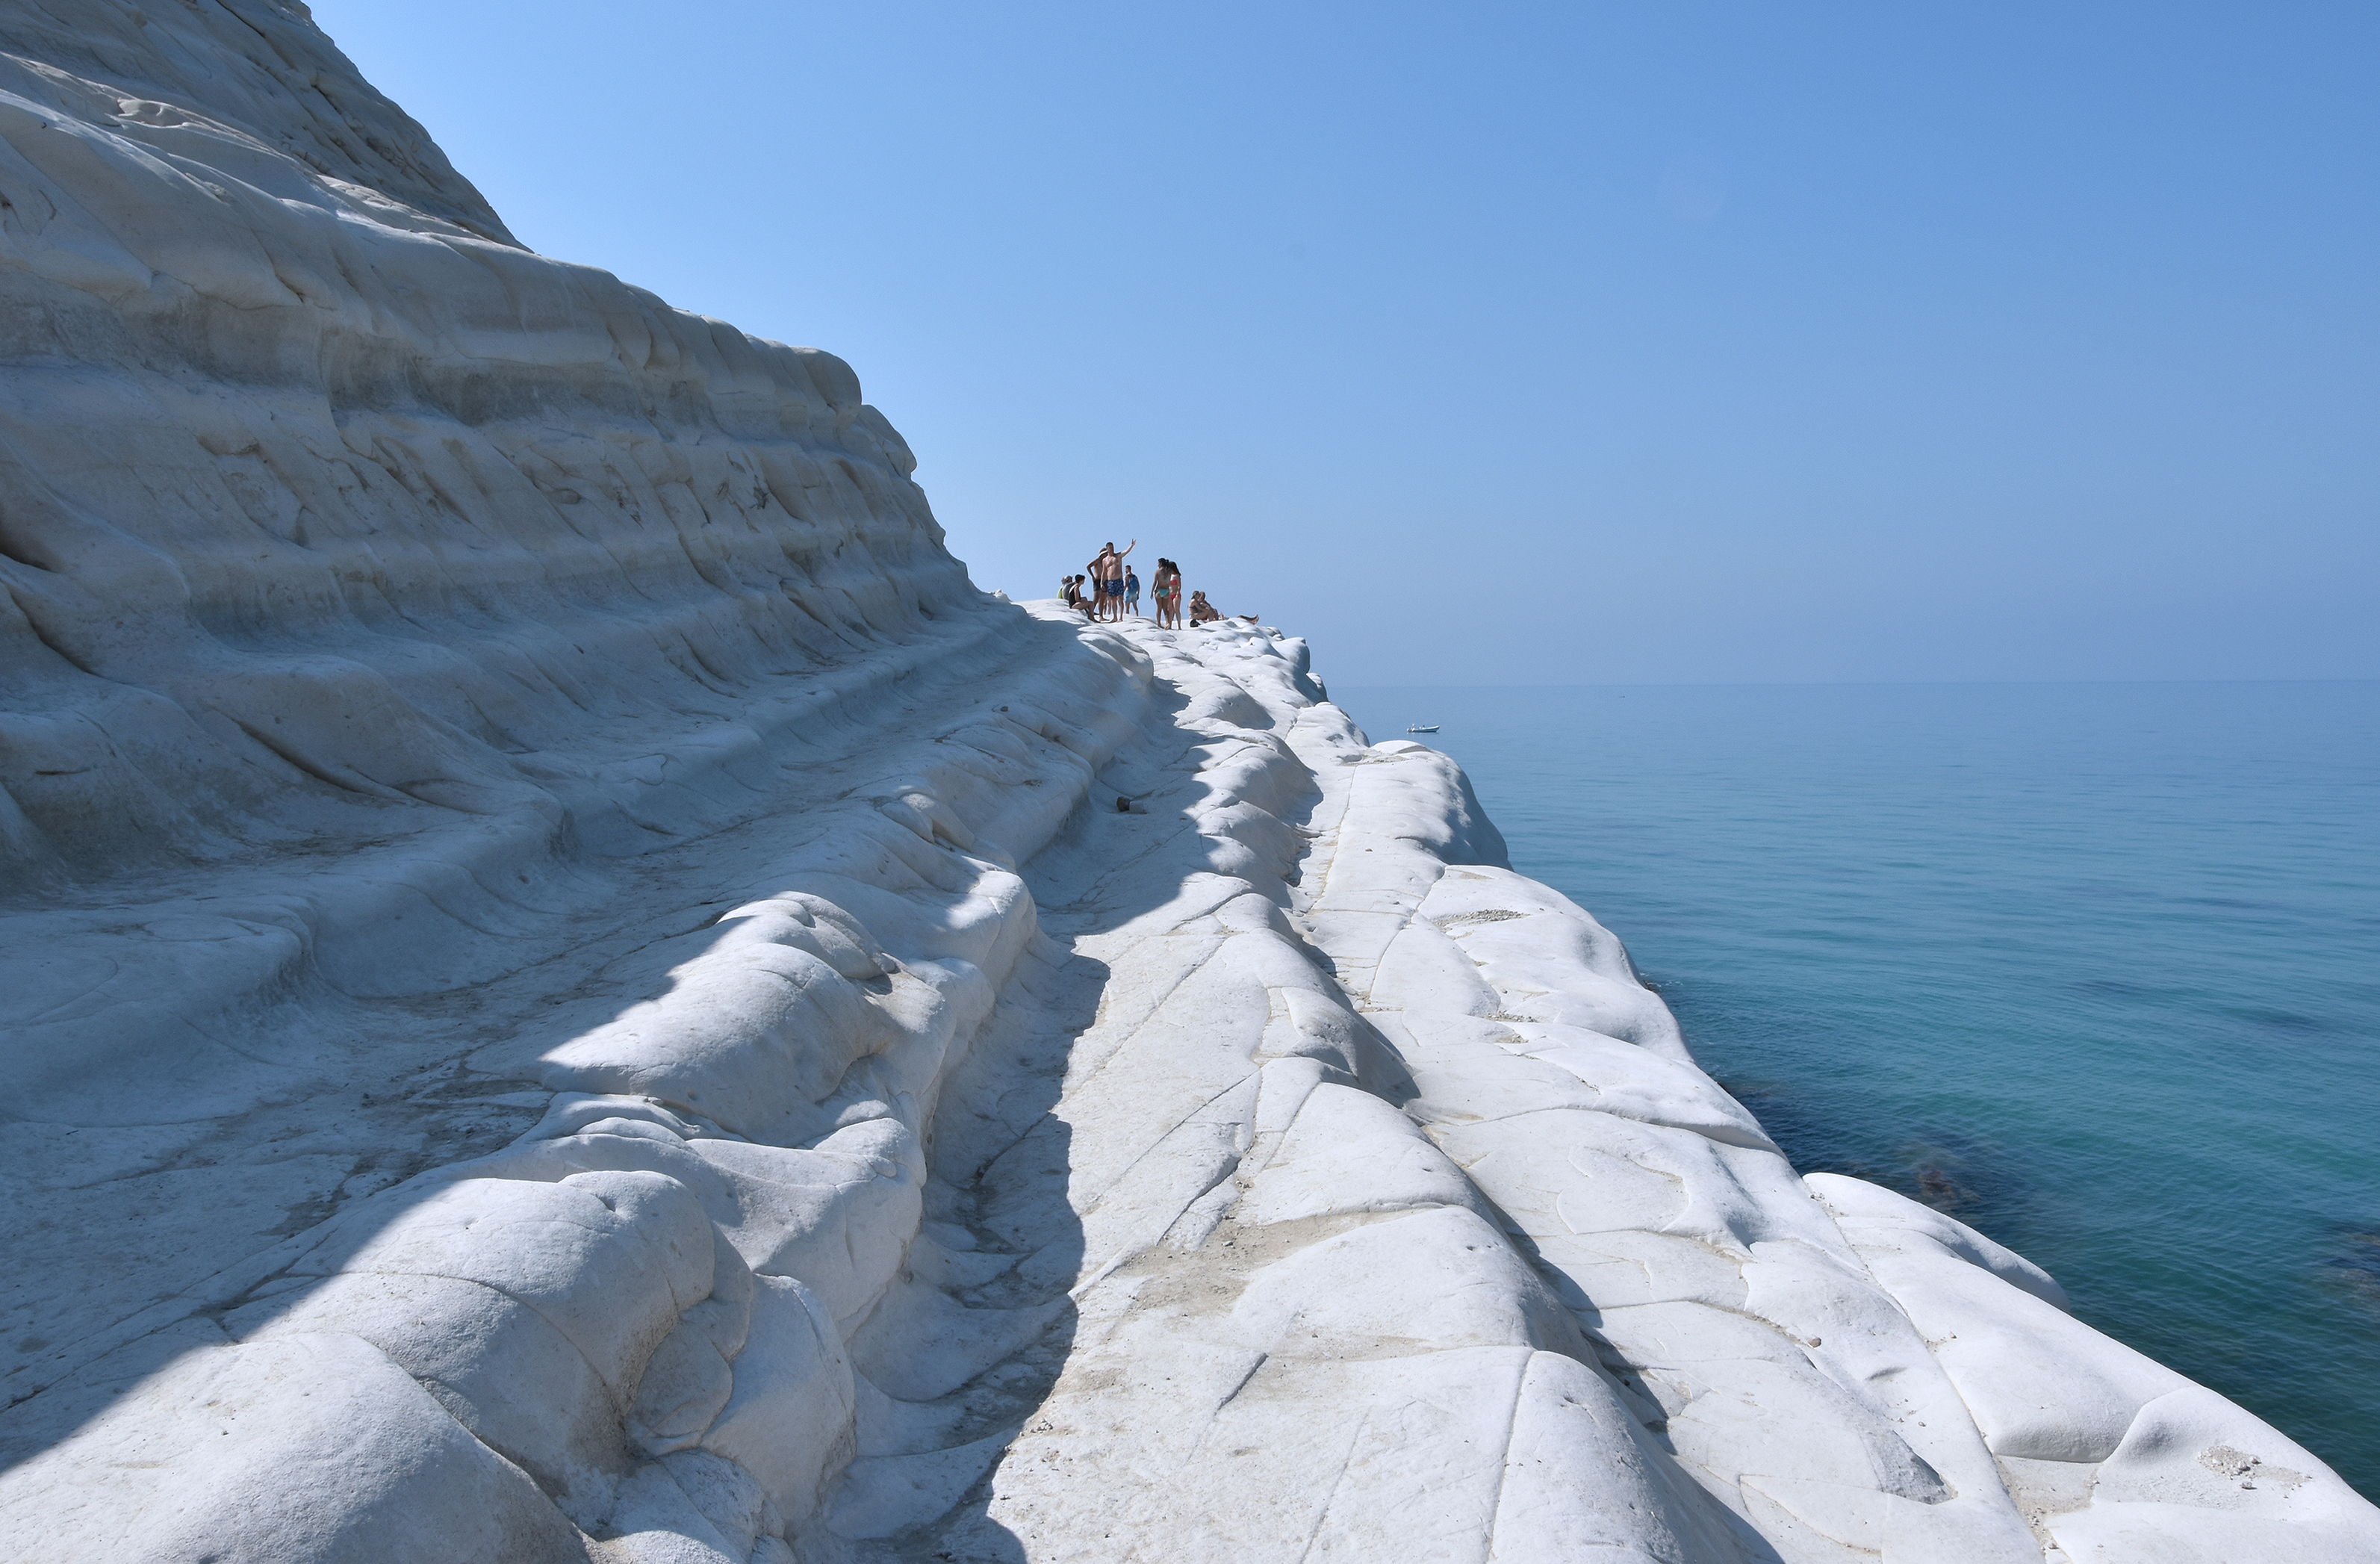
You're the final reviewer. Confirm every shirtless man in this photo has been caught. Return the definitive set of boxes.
[1187,589,1220,624]
[1093,539,1135,622]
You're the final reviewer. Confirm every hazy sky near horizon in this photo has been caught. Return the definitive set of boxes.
[313,1,2377,686]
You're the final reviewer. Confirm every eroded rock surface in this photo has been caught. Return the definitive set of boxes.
[1,4,2376,1561]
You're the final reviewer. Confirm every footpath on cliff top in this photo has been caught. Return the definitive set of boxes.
[1,4,2378,1561]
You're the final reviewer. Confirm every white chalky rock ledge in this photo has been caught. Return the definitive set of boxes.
[1,4,2376,1560]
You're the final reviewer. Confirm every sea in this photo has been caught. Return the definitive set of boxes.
[1335,680,2380,1499]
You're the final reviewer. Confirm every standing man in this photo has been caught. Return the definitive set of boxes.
[1094,538,1135,621]
[1125,565,1141,617]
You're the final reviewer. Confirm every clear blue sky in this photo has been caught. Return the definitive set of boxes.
[311,1,2377,686]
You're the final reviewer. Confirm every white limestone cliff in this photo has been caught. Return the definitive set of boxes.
[1,4,2376,1561]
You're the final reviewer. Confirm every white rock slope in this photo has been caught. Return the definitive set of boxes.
[1,4,2376,1562]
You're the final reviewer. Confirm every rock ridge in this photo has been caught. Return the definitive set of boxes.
[2,4,2378,1562]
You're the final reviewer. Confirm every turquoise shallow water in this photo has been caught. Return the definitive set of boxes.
[1335,680,2380,1498]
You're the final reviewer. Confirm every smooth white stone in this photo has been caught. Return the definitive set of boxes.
[0,6,2373,1559]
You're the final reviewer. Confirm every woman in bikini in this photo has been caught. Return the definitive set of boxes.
[1153,559,1181,628]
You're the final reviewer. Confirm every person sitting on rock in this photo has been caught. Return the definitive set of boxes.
[1187,590,1220,624]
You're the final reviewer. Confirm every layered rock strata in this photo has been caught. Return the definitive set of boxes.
[2,4,2377,1561]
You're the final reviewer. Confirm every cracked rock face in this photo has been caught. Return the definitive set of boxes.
[1,5,2377,1562]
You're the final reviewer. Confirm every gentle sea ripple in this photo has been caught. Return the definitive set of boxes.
[1337,680,2380,1498]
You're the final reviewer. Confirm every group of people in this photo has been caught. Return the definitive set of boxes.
[1059,539,1229,628]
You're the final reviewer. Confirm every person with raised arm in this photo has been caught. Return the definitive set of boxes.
[1090,538,1135,621]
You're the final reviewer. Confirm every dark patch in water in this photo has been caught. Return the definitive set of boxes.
[1707,1076,2014,1226]
[1910,1158,1979,1213]
[2062,880,2157,901]
[1874,1133,1997,1215]
[2321,1229,2380,1306]
[1712,1076,1779,1108]
[2226,1007,2329,1034]
[2074,976,2154,998]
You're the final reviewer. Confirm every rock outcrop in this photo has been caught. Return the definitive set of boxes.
[1,4,2375,1561]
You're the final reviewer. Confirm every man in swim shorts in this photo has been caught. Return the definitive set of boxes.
[1093,538,1135,621]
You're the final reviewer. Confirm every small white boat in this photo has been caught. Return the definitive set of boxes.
[1407,724,1440,733]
